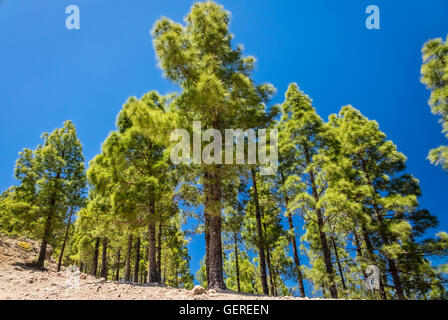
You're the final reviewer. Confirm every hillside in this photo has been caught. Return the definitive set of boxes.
[0,235,307,300]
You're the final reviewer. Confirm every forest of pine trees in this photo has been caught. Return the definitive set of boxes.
[1,2,447,300]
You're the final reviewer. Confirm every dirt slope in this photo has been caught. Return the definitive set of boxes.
[0,235,310,300]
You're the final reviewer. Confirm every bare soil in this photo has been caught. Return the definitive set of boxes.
[0,235,312,300]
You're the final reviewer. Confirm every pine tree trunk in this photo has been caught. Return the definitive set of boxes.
[37,168,63,269]
[204,170,226,290]
[92,237,100,277]
[148,198,158,283]
[281,168,306,298]
[360,160,405,300]
[353,229,363,258]
[265,245,275,296]
[133,237,140,283]
[37,205,54,268]
[273,267,279,296]
[353,228,370,282]
[309,170,338,299]
[124,235,133,282]
[287,211,306,297]
[332,236,346,290]
[375,207,405,300]
[250,168,269,295]
[233,233,241,292]
[143,244,148,284]
[101,237,108,279]
[57,207,74,272]
[205,214,210,286]
[362,227,387,300]
[157,222,162,283]
[303,146,338,298]
[115,248,121,281]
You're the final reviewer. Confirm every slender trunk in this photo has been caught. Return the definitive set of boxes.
[280,170,306,297]
[37,202,54,268]
[303,146,338,298]
[287,211,306,297]
[250,168,269,295]
[115,248,121,281]
[133,237,140,283]
[205,215,210,287]
[92,237,100,277]
[157,221,162,283]
[265,245,275,296]
[362,226,387,300]
[375,209,405,300]
[233,233,241,292]
[273,266,279,296]
[124,235,133,282]
[331,236,346,290]
[262,221,275,296]
[360,159,405,300]
[310,172,338,298]
[353,228,370,285]
[144,245,148,284]
[57,207,74,272]
[37,167,61,269]
[353,229,364,258]
[148,198,158,283]
[101,237,108,279]
[204,170,226,290]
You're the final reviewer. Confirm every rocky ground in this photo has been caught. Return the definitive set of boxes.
[0,235,311,300]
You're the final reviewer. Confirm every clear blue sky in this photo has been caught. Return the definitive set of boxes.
[1,0,447,292]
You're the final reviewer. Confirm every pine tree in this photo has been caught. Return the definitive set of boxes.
[1,121,86,268]
[249,167,270,295]
[151,1,274,289]
[222,180,246,293]
[223,251,263,294]
[421,34,448,170]
[278,83,338,298]
[325,105,448,299]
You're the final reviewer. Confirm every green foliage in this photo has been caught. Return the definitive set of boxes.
[421,35,448,171]
[224,251,263,294]
[0,121,86,266]
[0,2,447,300]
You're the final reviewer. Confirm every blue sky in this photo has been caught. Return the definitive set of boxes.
[1,0,448,293]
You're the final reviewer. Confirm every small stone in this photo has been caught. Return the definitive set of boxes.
[14,266,23,271]
[26,278,34,284]
[79,274,87,280]
[191,285,206,295]
[98,277,106,283]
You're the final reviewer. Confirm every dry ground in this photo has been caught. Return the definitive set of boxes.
[0,235,314,300]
